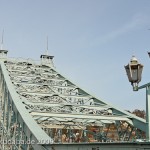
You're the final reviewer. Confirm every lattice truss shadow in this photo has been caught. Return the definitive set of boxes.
[0,58,146,149]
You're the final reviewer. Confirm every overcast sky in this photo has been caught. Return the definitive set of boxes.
[0,0,150,111]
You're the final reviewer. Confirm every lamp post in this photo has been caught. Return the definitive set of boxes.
[124,56,150,141]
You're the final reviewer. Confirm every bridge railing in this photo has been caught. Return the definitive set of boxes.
[8,57,40,65]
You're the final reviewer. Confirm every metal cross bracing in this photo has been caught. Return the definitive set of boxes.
[0,56,147,150]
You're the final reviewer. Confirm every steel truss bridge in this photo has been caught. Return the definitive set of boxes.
[0,50,148,150]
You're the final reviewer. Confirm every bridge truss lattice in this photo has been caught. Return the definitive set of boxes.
[0,53,147,150]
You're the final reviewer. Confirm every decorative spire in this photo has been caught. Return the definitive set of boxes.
[0,29,8,61]
[46,36,48,55]
[0,29,4,50]
[40,36,54,68]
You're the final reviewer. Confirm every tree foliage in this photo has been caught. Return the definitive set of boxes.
[132,109,146,119]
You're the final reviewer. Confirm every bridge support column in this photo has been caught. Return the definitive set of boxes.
[146,86,150,141]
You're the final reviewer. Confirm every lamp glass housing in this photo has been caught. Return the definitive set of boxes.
[125,56,143,91]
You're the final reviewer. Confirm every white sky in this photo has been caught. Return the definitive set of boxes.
[1,0,150,111]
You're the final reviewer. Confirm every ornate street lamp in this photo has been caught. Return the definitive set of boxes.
[125,55,150,141]
[124,56,143,91]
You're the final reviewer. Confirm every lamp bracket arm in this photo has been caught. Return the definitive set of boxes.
[138,82,150,90]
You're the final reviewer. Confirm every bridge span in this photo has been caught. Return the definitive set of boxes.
[0,49,148,149]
